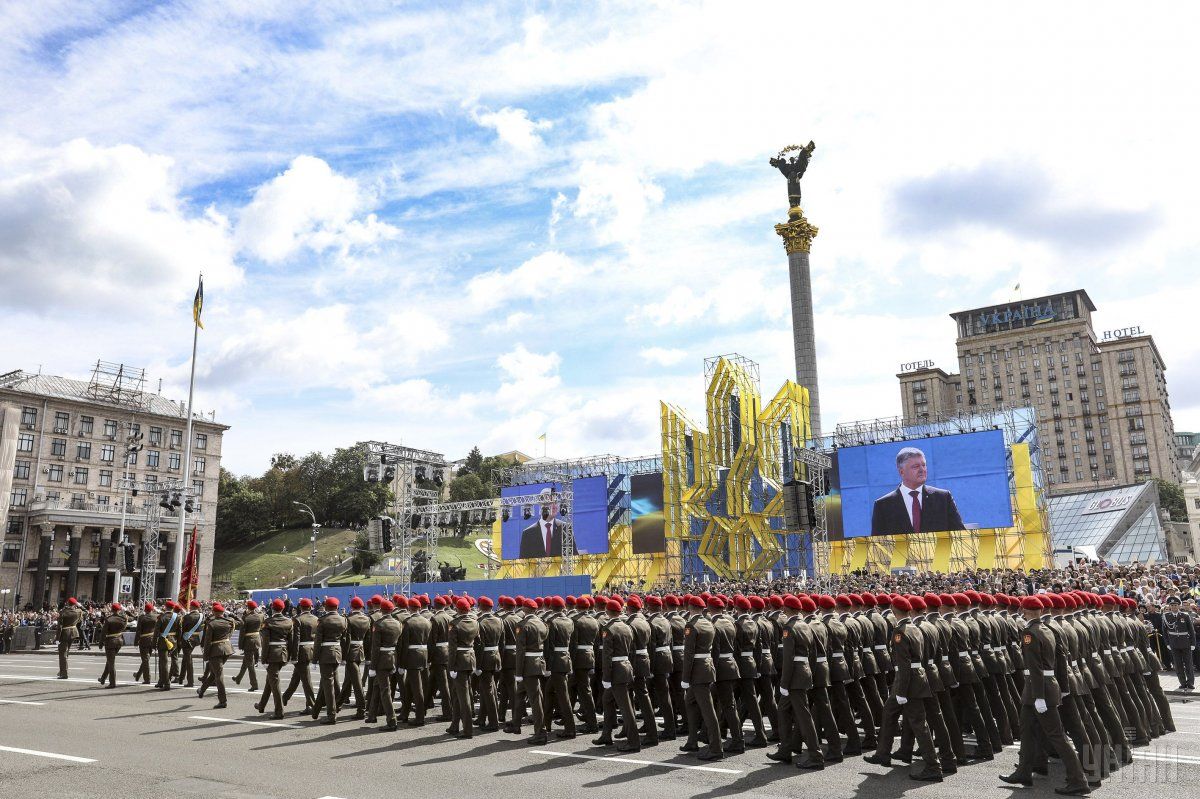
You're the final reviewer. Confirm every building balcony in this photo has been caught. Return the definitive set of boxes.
[24,497,204,529]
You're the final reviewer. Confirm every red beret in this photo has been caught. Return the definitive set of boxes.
[1020,595,1044,611]
[1100,594,1117,606]
[497,595,513,608]
[380,599,395,613]
[549,596,566,609]
[190,600,202,609]
[963,590,981,603]
[922,592,941,607]
[1046,594,1066,609]
[816,595,836,610]
[663,594,681,607]
[625,595,642,610]
[245,600,257,610]
[768,595,785,609]
[834,594,853,608]
[577,596,593,609]
[272,598,286,611]
[324,597,339,610]
[688,596,706,609]
[950,592,968,606]
[478,596,494,610]
[455,598,471,613]
[873,593,891,606]
[212,603,225,613]
[67,597,78,605]
[707,596,725,610]
[369,594,383,605]
[111,602,122,612]
[523,598,539,610]
[783,596,803,610]
[859,593,877,607]
[908,596,927,611]
[891,596,912,612]
[405,598,420,611]
[799,596,817,613]
[604,599,622,613]
[298,598,313,609]
[434,596,449,607]
[536,597,546,607]
[938,593,956,607]
[350,597,365,610]
[144,602,155,612]
[699,592,712,601]
[847,593,864,606]
[565,595,577,605]
[645,595,663,608]
[978,593,995,607]
[734,596,752,611]
[749,595,766,610]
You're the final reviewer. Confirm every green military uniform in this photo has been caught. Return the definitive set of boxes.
[770,610,823,768]
[154,605,181,690]
[132,606,159,684]
[97,608,130,688]
[233,607,263,690]
[447,608,479,738]
[282,606,319,710]
[475,605,504,730]
[570,605,600,733]
[869,613,940,777]
[543,604,576,740]
[680,606,722,760]
[513,608,548,735]
[56,602,82,678]
[311,604,348,723]
[176,605,205,687]
[255,609,293,719]
[367,610,403,730]
[338,604,371,716]
[198,610,236,708]
[598,612,640,752]
[398,606,431,724]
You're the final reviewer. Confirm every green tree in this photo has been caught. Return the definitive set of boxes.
[1155,479,1187,522]
[458,445,484,477]
[215,469,271,546]
[350,530,381,575]
[448,473,488,503]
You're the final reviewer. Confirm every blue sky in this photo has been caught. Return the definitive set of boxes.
[2,1,1198,475]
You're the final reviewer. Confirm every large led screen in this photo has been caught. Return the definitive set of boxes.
[630,472,666,554]
[500,476,609,559]
[831,429,1012,538]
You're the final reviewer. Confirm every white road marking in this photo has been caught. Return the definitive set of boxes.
[0,663,65,669]
[0,745,95,763]
[0,698,45,706]
[531,749,743,775]
[188,715,298,729]
[0,673,134,685]
[1132,752,1200,765]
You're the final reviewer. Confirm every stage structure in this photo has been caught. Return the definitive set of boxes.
[825,406,1051,572]
[360,441,448,594]
[498,455,663,588]
[661,354,826,585]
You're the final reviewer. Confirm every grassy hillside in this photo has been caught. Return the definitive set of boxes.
[213,525,359,595]
[328,531,497,586]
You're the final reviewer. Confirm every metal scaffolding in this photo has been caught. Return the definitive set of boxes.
[86,360,149,409]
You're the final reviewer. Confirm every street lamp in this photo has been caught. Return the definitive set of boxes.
[292,501,321,592]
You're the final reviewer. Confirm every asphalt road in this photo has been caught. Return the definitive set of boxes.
[1,651,1199,799]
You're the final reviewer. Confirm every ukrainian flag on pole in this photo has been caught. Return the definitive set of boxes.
[192,275,204,329]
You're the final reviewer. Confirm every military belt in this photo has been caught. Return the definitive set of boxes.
[832,651,844,658]
[958,651,970,657]
[611,655,629,662]
[909,663,923,669]
[692,653,710,659]
[269,642,287,646]
[634,648,648,655]
[940,655,950,662]
[320,642,340,647]
[523,652,541,657]
[655,646,671,652]
[792,656,805,661]
[671,645,684,651]
[874,644,887,650]
[718,653,734,659]
[576,645,592,651]
[552,646,570,652]
[435,642,449,647]
[761,647,771,653]
[483,646,499,652]
[407,645,425,650]
[504,645,517,650]
[814,656,827,663]
[456,647,472,652]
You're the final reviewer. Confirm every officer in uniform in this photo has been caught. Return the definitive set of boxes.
[475,595,504,731]
[398,597,431,725]
[568,595,599,733]
[680,595,723,761]
[592,597,638,752]
[447,598,479,739]
[154,600,182,689]
[366,598,402,730]
[282,597,319,712]
[864,595,942,781]
[255,598,293,719]
[337,596,371,717]
[645,594,677,740]
[709,596,746,753]
[513,597,548,738]
[233,599,263,691]
[427,596,453,721]
[197,602,235,709]
[1001,595,1093,796]
[97,602,130,688]
[1163,596,1195,690]
[132,601,159,684]
[56,597,82,678]
[767,594,824,769]
[176,600,204,687]
[543,596,576,741]
[310,596,348,724]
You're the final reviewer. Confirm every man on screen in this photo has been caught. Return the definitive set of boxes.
[870,447,964,535]
[518,488,579,559]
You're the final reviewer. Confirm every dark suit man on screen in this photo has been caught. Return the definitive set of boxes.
[870,447,964,535]
[518,489,579,559]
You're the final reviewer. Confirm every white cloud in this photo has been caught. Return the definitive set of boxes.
[465,250,586,312]
[639,347,687,367]
[236,155,398,263]
[484,311,533,334]
[474,106,551,153]
[0,137,239,311]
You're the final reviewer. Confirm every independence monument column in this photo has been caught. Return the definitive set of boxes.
[771,142,822,440]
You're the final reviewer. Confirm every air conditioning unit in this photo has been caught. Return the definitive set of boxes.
[41,466,49,474]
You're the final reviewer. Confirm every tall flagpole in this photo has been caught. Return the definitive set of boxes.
[169,276,202,598]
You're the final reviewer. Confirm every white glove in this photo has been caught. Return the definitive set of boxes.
[514,676,523,683]
[895,695,908,705]
[1035,698,1048,714]
[450,671,458,679]
[367,668,375,677]
[681,682,690,690]
[780,687,789,697]
[473,669,482,677]
[602,680,612,690]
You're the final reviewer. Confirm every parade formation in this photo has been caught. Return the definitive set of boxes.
[46,586,1180,795]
